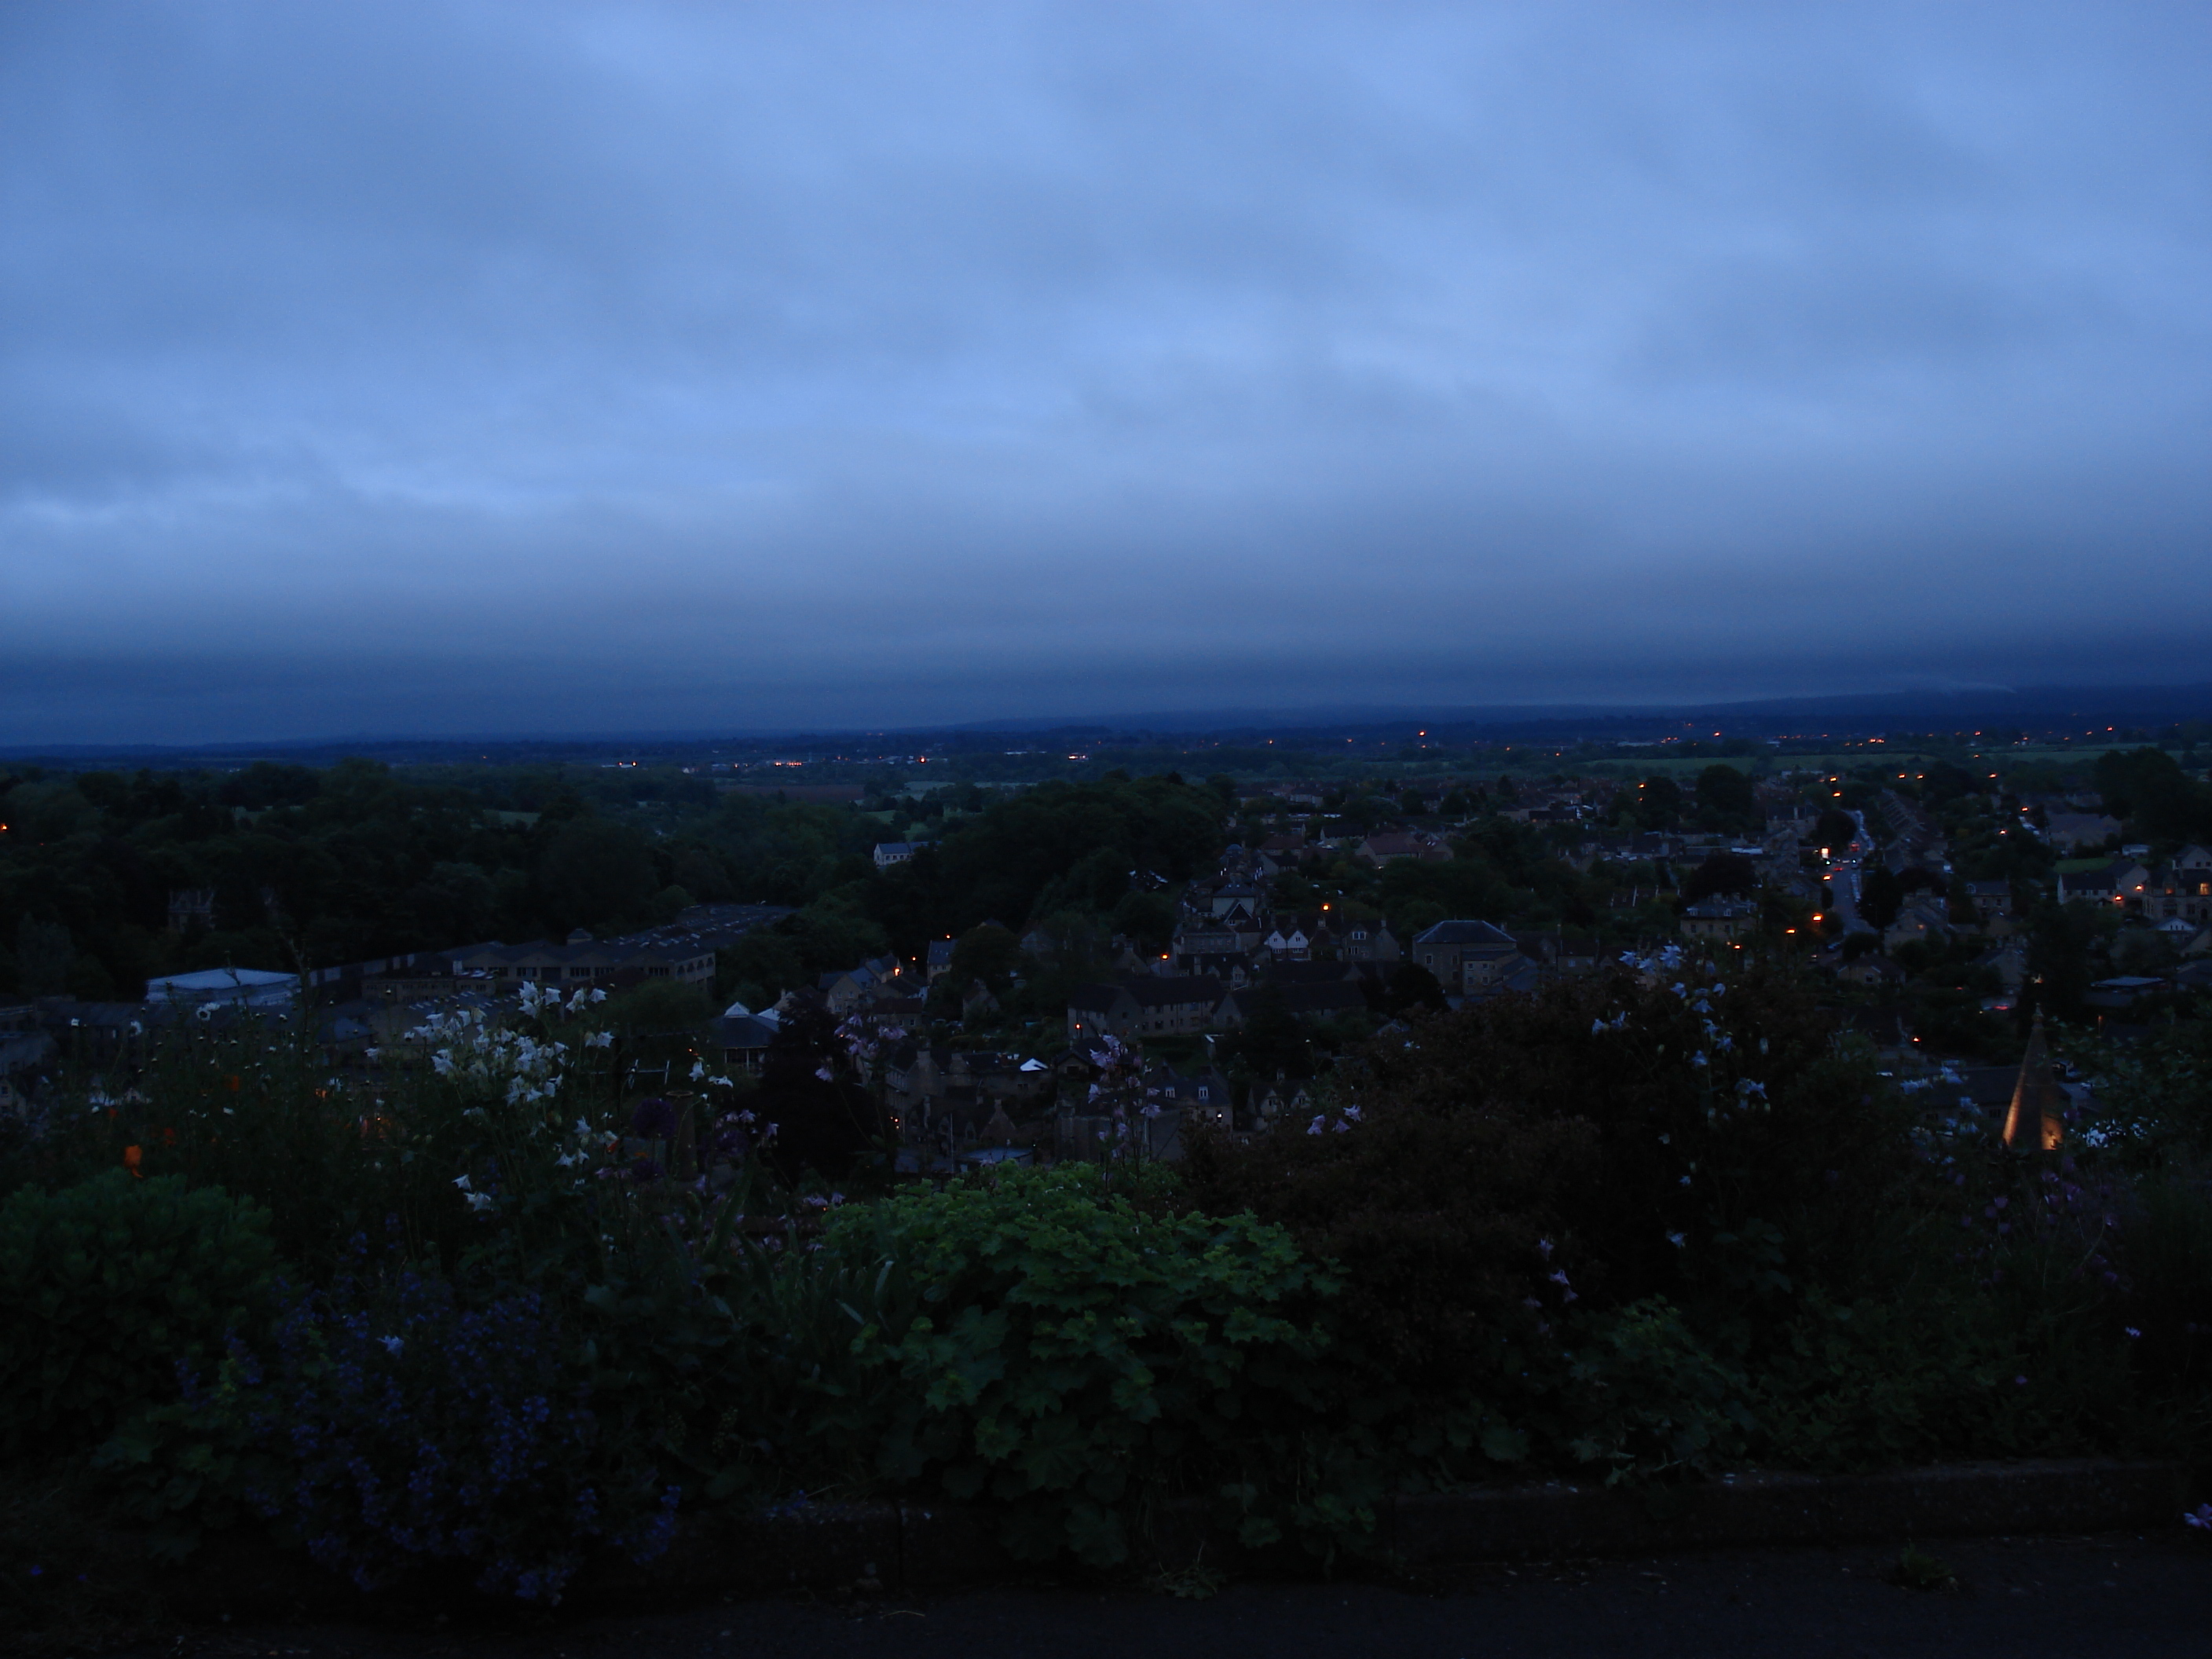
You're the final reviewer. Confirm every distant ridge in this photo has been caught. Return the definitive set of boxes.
[4,682,2208,765]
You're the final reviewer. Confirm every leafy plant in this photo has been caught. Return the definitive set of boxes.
[0,1171,274,1456]
[809,1166,1358,1567]
[106,1249,679,1603]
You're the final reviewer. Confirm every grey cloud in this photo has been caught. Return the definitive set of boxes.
[2,2,2209,742]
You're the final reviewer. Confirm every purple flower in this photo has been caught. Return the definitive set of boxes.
[2185,1504,2212,1531]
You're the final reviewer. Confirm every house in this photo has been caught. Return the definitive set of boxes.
[1248,1076,1314,1130]
[1141,1061,1235,1130]
[1207,883,1268,919]
[1410,919,1531,993]
[873,840,932,870]
[1961,880,2012,921]
[1462,957,1543,1002]
[2042,812,2123,853]
[1337,920,1401,965]
[1883,899,1950,953]
[1064,977,1226,1041]
[1978,940,2030,991]
[1837,955,1906,988]
[1170,914,1244,969]
[2134,845,2212,928]
[1680,899,1757,942]
[817,955,903,1015]
[925,939,955,984]
[2056,859,2152,908]
[1356,831,1451,866]
[710,1011,781,1075]
[1219,978,1368,1026]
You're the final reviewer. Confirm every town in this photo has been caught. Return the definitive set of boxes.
[7,724,2210,1171]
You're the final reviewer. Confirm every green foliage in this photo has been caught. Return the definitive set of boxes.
[1694,764,1757,832]
[877,776,1228,947]
[1892,1543,1958,1591]
[815,1168,1357,1566]
[2097,746,2212,842]
[1188,965,1892,1403]
[0,1173,274,1457]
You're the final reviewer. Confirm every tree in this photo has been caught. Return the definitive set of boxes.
[1682,852,1758,903]
[1694,764,1757,830]
[1377,960,1448,1017]
[950,921,1023,993]
[537,818,657,934]
[1814,808,1857,851]
[752,1004,885,1181]
[1635,776,1682,831]
[1857,863,1906,932]
[2097,747,2210,843]
[1229,982,1311,1080]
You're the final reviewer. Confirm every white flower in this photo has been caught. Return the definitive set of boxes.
[585,1030,614,1049]
[1331,1119,1350,1133]
[1342,1105,1361,1122]
[465,1192,494,1212]
[690,1060,706,1080]
[452,1174,473,1192]
[1307,1115,1326,1135]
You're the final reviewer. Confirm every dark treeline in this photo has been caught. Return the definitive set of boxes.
[0,760,1247,1006]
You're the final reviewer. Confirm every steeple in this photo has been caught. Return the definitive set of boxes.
[2001,1011,2064,1152]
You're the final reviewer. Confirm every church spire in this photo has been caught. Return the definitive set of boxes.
[2001,1010,2064,1152]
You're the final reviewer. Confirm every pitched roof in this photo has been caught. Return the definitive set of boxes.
[1412,919,1517,948]
[1121,976,1226,1009]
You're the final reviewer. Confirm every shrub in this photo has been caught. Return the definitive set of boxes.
[808,1167,1356,1566]
[106,1252,679,1603]
[1185,961,1895,1404]
[0,1171,274,1456]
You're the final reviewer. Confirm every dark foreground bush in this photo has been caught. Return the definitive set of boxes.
[806,1166,1352,1565]
[101,1247,681,1602]
[0,1171,275,1457]
[1185,963,1893,1411]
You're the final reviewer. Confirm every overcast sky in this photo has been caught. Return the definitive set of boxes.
[4,2,2208,742]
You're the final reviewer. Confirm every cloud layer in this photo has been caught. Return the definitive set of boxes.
[5,2,2209,741]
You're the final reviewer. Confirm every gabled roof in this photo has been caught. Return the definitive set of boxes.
[1412,919,1517,949]
[1121,976,1226,1010]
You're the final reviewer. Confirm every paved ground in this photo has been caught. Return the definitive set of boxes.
[130,1532,2210,1659]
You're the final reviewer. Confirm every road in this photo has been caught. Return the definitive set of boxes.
[123,1532,2212,1659]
